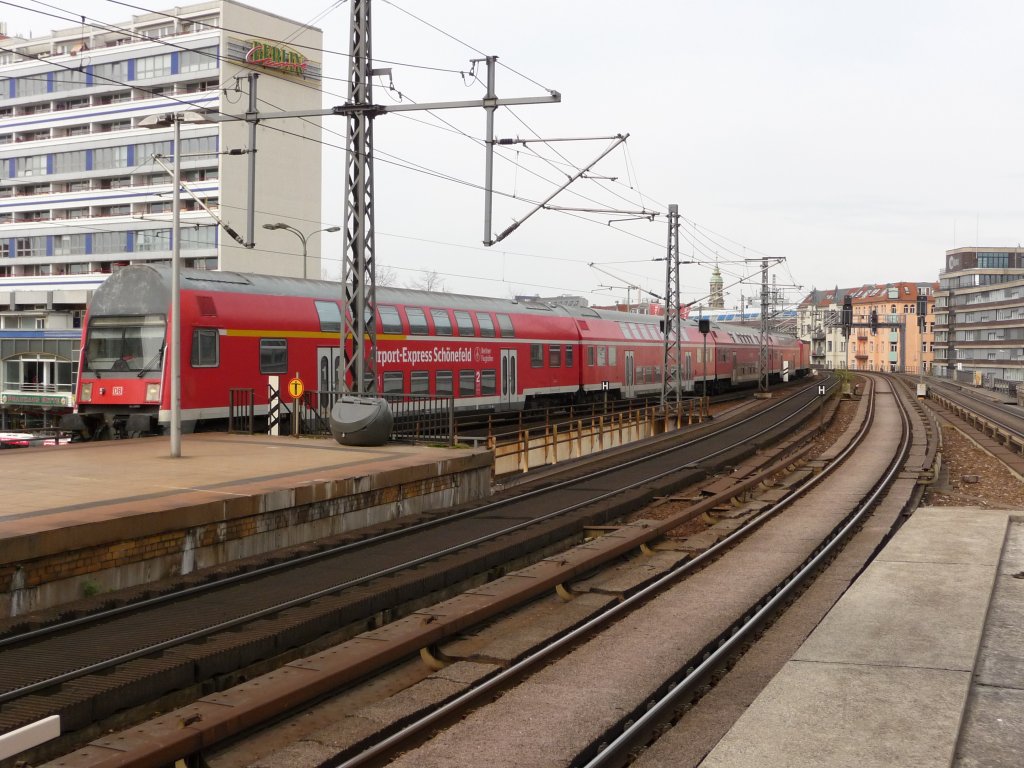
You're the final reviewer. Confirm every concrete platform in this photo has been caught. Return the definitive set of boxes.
[0,434,491,618]
[699,507,1020,768]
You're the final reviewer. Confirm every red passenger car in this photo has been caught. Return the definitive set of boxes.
[61,265,809,439]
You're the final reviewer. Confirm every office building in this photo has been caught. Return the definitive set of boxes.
[0,0,323,428]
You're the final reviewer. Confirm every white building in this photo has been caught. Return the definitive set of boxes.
[0,1,324,428]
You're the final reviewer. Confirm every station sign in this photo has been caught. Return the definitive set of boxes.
[1,393,72,407]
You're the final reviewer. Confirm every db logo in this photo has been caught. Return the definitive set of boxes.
[113,386,124,396]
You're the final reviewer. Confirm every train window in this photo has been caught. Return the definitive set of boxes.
[259,339,287,374]
[459,370,476,396]
[530,344,544,368]
[406,308,428,335]
[597,346,607,366]
[609,346,617,366]
[436,370,453,397]
[548,345,561,367]
[379,305,402,334]
[315,301,341,333]
[383,371,404,394]
[587,346,595,366]
[431,309,453,336]
[565,345,574,367]
[191,328,219,367]
[455,310,474,336]
[476,313,496,337]
[496,314,514,337]
[481,369,496,396]
[410,370,429,395]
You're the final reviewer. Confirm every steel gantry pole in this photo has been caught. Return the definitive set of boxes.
[341,0,377,395]
[759,256,770,392]
[662,204,682,406]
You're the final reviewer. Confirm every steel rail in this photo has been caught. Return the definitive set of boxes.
[0,378,832,652]
[584,375,913,767]
[330,377,887,768]
[0,379,835,705]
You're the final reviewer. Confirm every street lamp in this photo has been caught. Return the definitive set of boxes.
[262,223,341,280]
[139,110,213,458]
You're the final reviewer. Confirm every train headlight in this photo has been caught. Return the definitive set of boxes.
[80,383,92,402]
[145,383,161,402]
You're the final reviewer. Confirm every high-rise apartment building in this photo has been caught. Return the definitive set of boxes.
[933,247,1024,389]
[0,1,323,428]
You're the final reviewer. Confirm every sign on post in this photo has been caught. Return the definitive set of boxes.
[817,384,826,396]
[288,376,305,400]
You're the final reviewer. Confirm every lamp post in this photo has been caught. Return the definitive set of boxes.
[262,223,341,280]
[139,110,212,457]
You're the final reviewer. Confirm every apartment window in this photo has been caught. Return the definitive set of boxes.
[259,339,287,374]
[15,75,48,98]
[141,24,176,40]
[93,145,129,170]
[53,150,87,174]
[135,140,173,162]
[93,60,127,84]
[180,135,217,157]
[65,125,90,136]
[15,237,46,258]
[135,228,170,251]
[182,226,216,250]
[15,155,47,178]
[180,46,218,73]
[53,234,87,256]
[99,205,130,217]
[135,53,172,79]
[98,120,132,133]
[191,328,219,367]
[890,342,898,353]
[54,97,89,111]
[92,231,129,254]
[0,242,8,259]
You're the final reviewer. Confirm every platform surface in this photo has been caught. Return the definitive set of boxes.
[0,434,487,555]
[700,506,1019,768]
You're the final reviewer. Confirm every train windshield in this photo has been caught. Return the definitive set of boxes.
[83,314,166,376]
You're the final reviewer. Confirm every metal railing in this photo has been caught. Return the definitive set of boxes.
[291,389,455,445]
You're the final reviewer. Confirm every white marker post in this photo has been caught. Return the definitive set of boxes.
[0,715,60,760]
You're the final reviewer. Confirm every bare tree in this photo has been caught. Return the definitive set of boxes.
[408,269,446,292]
[376,264,400,287]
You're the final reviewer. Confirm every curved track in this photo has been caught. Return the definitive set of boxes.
[0,380,832,746]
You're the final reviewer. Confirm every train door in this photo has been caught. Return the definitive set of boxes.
[500,349,517,409]
[624,351,635,397]
[317,346,341,394]
[684,351,693,391]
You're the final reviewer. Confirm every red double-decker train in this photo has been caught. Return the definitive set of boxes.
[61,265,809,439]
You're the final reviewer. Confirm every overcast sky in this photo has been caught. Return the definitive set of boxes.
[4,0,1023,309]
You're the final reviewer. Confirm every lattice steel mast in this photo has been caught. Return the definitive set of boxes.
[662,204,682,405]
[341,0,377,394]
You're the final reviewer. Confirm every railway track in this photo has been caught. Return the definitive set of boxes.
[198,373,935,768]
[2,379,831,765]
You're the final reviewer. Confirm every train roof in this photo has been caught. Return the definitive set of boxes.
[89,266,797,342]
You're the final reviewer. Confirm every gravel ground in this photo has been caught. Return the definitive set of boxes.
[923,424,1024,509]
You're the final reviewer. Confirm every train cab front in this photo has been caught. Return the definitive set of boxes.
[60,314,166,439]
